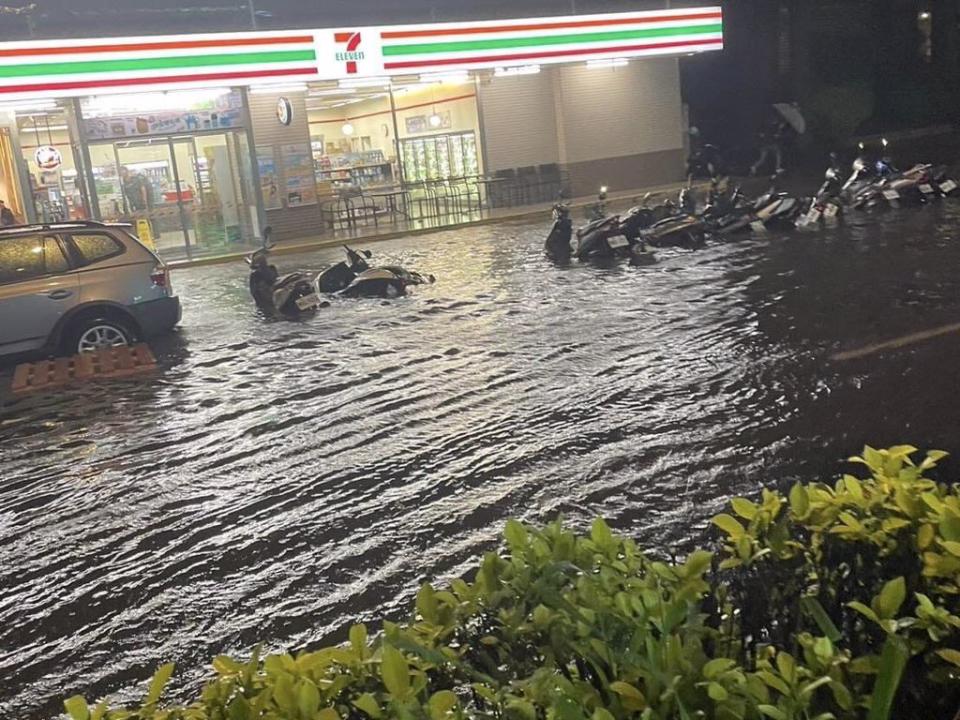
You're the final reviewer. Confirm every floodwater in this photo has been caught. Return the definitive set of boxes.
[2,202,960,718]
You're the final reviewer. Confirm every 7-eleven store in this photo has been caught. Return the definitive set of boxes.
[0,7,722,260]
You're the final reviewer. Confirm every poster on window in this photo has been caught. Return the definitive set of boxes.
[405,110,452,134]
[280,143,317,207]
[82,91,245,140]
[256,146,282,210]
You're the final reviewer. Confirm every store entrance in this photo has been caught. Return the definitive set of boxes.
[90,131,255,259]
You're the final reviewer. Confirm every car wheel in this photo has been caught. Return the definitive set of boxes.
[65,317,134,355]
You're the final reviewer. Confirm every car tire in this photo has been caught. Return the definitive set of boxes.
[63,316,136,355]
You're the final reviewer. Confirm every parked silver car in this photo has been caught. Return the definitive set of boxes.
[0,221,181,358]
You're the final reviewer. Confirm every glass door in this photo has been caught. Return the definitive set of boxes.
[111,138,189,255]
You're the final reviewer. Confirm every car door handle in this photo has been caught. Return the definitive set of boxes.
[44,290,74,300]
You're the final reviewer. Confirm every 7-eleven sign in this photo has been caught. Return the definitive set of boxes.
[334,31,364,74]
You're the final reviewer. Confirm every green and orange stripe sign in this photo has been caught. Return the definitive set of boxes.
[0,7,722,100]
[379,8,723,72]
[0,32,319,99]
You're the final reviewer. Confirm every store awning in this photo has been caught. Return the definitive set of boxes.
[0,6,722,102]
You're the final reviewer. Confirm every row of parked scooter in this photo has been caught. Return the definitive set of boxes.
[545,140,959,264]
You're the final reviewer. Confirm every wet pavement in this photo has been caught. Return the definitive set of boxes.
[2,200,960,718]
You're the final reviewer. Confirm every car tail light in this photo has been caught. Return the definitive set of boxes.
[151,266,172,293]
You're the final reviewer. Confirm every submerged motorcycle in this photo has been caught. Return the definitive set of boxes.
[247,230,434,317]
[797,156,845,228]
[545,202,574,262]
[720,173,803,234]
[247,229,325,318]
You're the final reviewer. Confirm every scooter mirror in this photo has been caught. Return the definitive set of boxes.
[363,250,372,258]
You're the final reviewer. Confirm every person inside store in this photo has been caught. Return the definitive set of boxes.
[0,199,17,226]
[119,166,154,213]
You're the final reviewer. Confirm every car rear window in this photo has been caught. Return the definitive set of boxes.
[70,233,124,266]
[0,235,69,284]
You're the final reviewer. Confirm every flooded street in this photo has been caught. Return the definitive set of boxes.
[3,204,960,718]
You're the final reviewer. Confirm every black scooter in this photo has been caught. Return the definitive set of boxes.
[247,231,434,317]
[544,202,574,262]
[320,245,435,299]
[247,228,323,318]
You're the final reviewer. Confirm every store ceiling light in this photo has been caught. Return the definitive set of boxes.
[83,88,230,116]
[310,88,358,96]
[0,100,58,113]
[342,122,355,135]
[586,58,629,69]
[19,124,69,132]
[429,112,443,128]
[340,77,391,89]
[494,65,541,77]
[250,83,307,94]
[419,71,472,84]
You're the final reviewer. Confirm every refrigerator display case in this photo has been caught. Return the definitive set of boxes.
[401,131,479,182]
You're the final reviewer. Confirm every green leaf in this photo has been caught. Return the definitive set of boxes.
[941,541,960,557]
[800,676,833,699]
[936,649,960,668]
[381,645,411,700]
[89,702,107,720]
[775,653,796,684]
[353,694,382,719]
[757,671,791,696]
[707,682,729,701]
[610,680,647,707]
[212,655,243,675]
[843,475,864,500]
[875,577,906,620]
[731,497,758,520]
[273,673,296,713]
[941,515,960,542]
[800,597,841,642]
[867,636,909,720]
[830,680,854,710]
[918,524,936,549]
[849,601,880,624]
[712,514,745,540]
[64,696,90,720]
[591,517,615,549]
[428,690,458,720]
[703,658,737,680]
[506,699,537,720]
[684,549,713,577]
[144,662,175,706]
[350,624,368,657]
[813,636,833,660]
[298,680,320,720]
[417,583,439,624]
[758,706,789,720]
[592,710,616,720]
[504,519,528,549]
[317,709,340,720]
[789,483,810,517]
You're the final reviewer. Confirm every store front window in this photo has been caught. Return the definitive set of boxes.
[10,101,88,223]
[306,78,483,194]
[80,89,258,260]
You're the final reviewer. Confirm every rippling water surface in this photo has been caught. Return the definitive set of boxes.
[3,204,960,717]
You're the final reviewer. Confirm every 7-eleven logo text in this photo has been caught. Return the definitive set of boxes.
[334,32,364,74]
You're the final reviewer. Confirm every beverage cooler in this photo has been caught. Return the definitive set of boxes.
[401,131,479,182]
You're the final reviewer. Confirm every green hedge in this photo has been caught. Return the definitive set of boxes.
[65,445,960,720]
